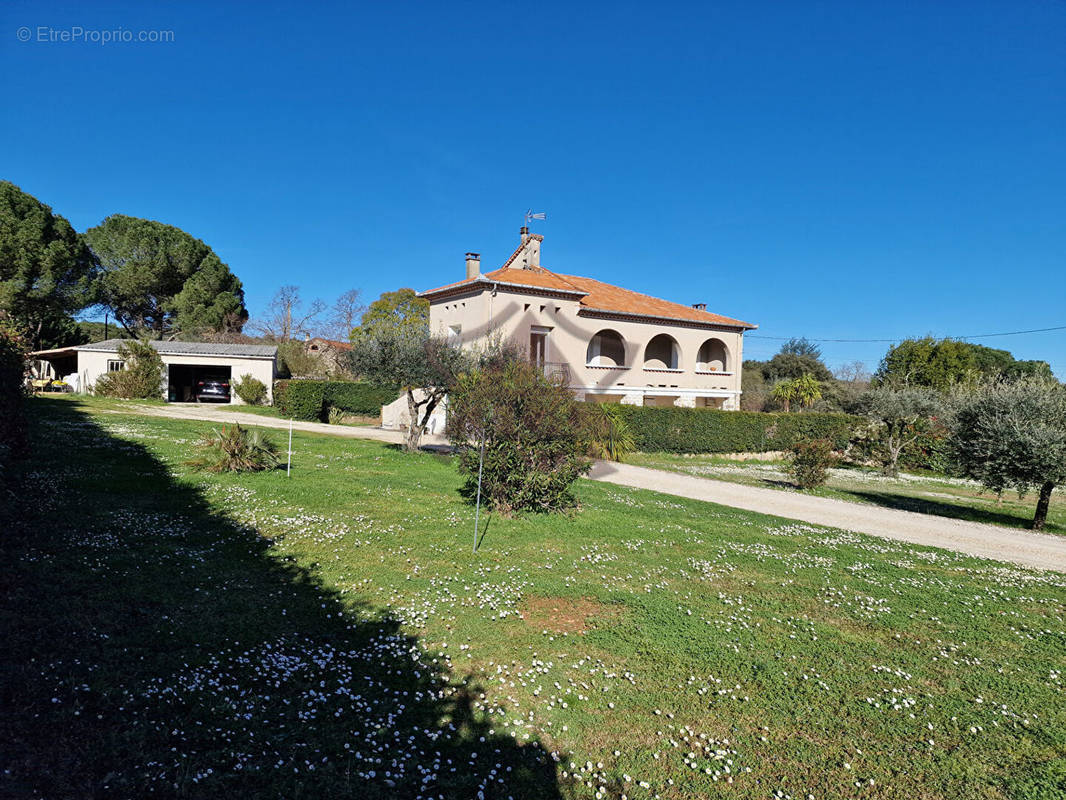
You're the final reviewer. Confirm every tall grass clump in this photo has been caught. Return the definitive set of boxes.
[580,402,635,462]
[186,424,279,473]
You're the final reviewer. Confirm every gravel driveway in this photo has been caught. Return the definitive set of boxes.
[130,404,1065,572]
[590,461,1066,572]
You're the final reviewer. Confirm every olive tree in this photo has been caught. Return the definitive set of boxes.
[860,386,943,476]
[950,377,1066,531]
[348,322,467,452]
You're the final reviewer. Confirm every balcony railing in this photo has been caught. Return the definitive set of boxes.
[535,361,571,383]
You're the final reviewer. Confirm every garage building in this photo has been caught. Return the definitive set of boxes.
[30,339,278,404]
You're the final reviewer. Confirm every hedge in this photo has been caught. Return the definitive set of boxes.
[323,382,399,416]
[610,404,859,454]
[274,379,397,421]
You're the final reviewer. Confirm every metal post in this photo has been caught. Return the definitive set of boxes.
[473,430,486,554]
[287,418,293,477]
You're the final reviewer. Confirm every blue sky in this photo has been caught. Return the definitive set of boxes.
[3,1,1064,374]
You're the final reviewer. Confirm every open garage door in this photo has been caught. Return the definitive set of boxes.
[167,364,232,403]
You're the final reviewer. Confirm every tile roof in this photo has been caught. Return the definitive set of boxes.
[421,265,756,329]
[308,337,353,351]
[76,339,278,358]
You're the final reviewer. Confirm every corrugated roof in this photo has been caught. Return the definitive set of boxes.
[76,339,277,358]
[421,267,756,329]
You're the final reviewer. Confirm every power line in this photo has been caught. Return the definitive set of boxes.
[746,324,1066,344]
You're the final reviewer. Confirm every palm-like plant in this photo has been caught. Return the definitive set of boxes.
[771,380,797,413]
[792,373,822,409]
[772,373,822,412]
[186,424,280,473]
[582,404,636,462]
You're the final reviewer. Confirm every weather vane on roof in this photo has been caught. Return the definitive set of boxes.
[524,209,547,226]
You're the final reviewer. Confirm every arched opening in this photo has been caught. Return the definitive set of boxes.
[586,329,627,367]
[643,334,680,370]
[696,338,729,372]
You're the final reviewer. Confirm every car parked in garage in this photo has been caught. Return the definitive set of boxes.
[195,378,231,403]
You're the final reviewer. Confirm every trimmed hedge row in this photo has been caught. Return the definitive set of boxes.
[274,380,397,421]
[610,404,860,454]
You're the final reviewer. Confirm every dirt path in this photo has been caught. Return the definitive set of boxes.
[129,403,449,447]
[590,462,1066,572]
[130,404,1065,572]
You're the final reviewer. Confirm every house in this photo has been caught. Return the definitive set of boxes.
[418,228,756,409]
[29,339,278,404]
[304,337,353,375]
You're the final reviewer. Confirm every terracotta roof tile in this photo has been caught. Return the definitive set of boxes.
[421,265,755,329]
[555,272,755,328]
[308,337,353,351]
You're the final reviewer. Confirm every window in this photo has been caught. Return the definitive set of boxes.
[586,329,626,367]
[448,324,462,344]
[107,359,125,372]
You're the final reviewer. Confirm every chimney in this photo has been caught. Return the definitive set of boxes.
[692,303,707,311]
[524,235,541,269]
[519,225,529,244]
[465,252,481,279]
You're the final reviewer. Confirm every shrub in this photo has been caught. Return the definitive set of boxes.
[232,374,268,405]
[327,406,345,425]
[788,438,836,489]
[448,360,590,514]
[274,379,397,421]
[610,405,858,454]
[899,421,951,473]
[323,381,396,416]
[185,424,279,473]
[579,403,635,462]
[275,379,327,420]
[93,340,164,399]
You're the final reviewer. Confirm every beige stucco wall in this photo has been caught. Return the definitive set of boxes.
[429,284,746,408]
[78,349,276,404]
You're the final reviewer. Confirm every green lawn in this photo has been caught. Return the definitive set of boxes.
[210,401,377,426]
[627,452,1066,536]
[3,395,1064,799]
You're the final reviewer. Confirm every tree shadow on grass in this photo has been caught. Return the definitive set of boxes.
[843,488,1059,534]
[0,399,561,799]
[715,472,1060,535]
